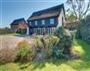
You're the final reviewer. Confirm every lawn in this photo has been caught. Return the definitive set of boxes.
[0,39,90,71]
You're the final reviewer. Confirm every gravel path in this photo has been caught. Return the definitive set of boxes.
[0,35,24,49]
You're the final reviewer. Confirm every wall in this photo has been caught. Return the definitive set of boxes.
[18,21,28,29]
[57,8,65,28]
[28,16,58,28]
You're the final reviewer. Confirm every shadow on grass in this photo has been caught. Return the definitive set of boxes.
[66,39,90,71]
[31,59,67,70]
[18,59,67,70]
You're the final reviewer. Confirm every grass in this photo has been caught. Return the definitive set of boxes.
[0,39,90,71]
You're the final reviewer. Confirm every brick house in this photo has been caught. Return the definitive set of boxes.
[10,18,29,34]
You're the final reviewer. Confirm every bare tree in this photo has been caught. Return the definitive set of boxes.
[66,0,90,21]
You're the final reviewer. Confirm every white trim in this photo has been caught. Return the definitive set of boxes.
[26,27,29,35]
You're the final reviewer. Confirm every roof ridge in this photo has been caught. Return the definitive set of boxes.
[28,3,64,20]
[33,3,64,14]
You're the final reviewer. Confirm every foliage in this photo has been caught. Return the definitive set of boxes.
[16,29,27,34]
[34,37,44,49]
[76,15,90,43]
[0,40,90,71]
[0,27,12,34]
[42,35,59,58]
[0,47,17,63]
[65,12,79,30]
[54,27,73,59]
[66,12,77,23]
[66,0,90,20]
[34,36,59,60]
[17,40,36,62]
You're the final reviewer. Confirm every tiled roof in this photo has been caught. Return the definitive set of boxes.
[28,4,64,21]
[11,18,26,25]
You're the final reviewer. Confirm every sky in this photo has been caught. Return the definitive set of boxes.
[0,0,66,28]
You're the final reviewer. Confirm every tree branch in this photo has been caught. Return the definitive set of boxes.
[71,0,78,19]
[83,0,90,16]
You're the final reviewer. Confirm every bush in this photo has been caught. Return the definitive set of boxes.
[33,32,73,60]
[76,15,90,43]
[0,47,17,63]
[0,27,12,34]
[33,36,59,60]
[42,36,59,58]
[34,37,44,49]
[16,40,36,62]
[53,27,73,59]
[16,29,27,34]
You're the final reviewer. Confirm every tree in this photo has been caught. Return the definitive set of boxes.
[66,12,77,23]
[66,0,90,21]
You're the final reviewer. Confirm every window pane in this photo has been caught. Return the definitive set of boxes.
[50,18,54,24]
[42,20,45,25]
[29,22,31,25]
[35,21,37,25]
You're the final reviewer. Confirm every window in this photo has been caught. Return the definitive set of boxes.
[42,20,45,25]
[50,18,54,24]
[35,21,37,25]
[29,22,31,25]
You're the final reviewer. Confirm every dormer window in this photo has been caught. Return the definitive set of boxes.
[50,18,54,24]
[35,21,37,25]
[42,20,45,25]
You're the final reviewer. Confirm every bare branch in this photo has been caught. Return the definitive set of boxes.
[66,0,90,20]
[83,0,90,16]
[71,0,78,18]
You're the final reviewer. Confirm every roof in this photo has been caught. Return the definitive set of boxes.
[11,18,26,25]
[28,4,65,21]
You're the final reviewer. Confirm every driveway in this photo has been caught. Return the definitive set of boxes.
[0,35,24,49]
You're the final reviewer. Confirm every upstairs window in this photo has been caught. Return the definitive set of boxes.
[42,20,45,25]
[50,18,54,24]
[29,22,31,25]
[35,21,37,25]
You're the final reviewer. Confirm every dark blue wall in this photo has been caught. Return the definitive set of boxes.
[28,16,58,28]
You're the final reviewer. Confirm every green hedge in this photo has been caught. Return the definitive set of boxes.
[76,15,90,43]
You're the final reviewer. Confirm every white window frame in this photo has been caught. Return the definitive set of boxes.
[42,20,45,25]
[35,21,37,25]
[50,18,54,24]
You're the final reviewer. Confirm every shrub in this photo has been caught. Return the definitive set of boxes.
[16,40,36,62]
[0,27,12,34]
[34,37,44,49]
[0,47,17,63]
[42,36,59,58]
[53,27,73,59]
[33,35,59,60]
[76,15,90,43]
[16,29,27,34]
[16,34,72,61]
[49,35,60,46]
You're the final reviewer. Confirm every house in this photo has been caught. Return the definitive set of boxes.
[27,4,66,35]
[10,18,29,34]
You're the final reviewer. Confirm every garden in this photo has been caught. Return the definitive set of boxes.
[0,19,90,71]
[0,0,90,71]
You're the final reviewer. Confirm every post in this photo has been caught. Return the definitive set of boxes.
[26,27,29,35]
